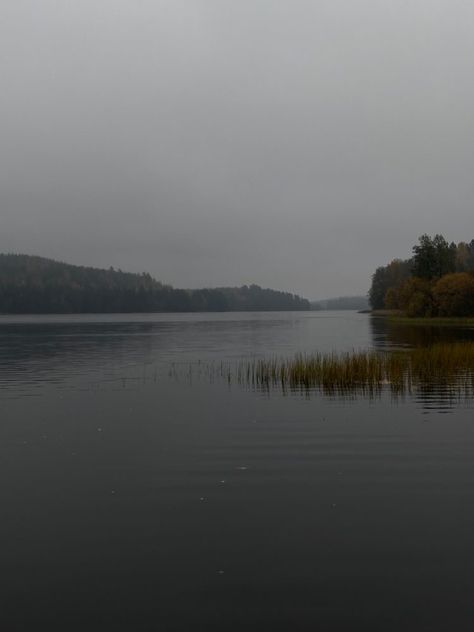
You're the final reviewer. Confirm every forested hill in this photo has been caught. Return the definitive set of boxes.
[0,254,310,314]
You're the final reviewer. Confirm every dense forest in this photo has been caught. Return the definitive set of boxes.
[369,235,474,317]
[0,254,310,314]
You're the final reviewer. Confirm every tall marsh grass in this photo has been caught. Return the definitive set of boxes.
[169,343,474,398]
[231,343,474,396]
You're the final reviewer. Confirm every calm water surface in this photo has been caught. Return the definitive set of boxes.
[1,311,474,631]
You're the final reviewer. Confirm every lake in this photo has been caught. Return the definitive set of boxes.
[1,311,474,631]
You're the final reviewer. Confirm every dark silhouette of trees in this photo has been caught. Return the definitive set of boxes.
[218,284,309,311]
[369,259,412,309]
[412,234,457,279]
[455,240,474,272]
[0,254,310,314]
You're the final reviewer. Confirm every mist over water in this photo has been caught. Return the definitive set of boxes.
[2,312,474,630]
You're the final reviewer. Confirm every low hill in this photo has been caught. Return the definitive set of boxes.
[0,254,310,314]
[311,295,369,311]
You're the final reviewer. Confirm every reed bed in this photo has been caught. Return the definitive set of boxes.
[231,343,474,397]
[169,342,474,398]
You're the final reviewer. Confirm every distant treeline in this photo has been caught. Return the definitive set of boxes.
[369,235,474,317]
[0,254,310,314]
[311,295,369,311]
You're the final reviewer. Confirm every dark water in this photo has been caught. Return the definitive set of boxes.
[1,311,474,631]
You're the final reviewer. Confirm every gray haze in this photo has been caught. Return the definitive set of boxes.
[1,1,473,298]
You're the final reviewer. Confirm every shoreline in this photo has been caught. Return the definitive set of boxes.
[369,310,474,326]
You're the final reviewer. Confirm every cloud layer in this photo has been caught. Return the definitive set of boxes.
[1,1,473,298]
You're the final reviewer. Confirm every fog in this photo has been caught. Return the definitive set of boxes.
[1,0,473,298]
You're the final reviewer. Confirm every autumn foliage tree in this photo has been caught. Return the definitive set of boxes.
[369,234,474,317]
[385,277,435,317]
[432,273,474,317]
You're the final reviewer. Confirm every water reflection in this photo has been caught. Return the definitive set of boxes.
[370,314,474,349]
[0,313,473,412]
[2,313,474,630]
[0,312,371,394]
[367,316,474,411]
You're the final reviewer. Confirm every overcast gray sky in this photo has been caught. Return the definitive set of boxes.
[1,1,473,298]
